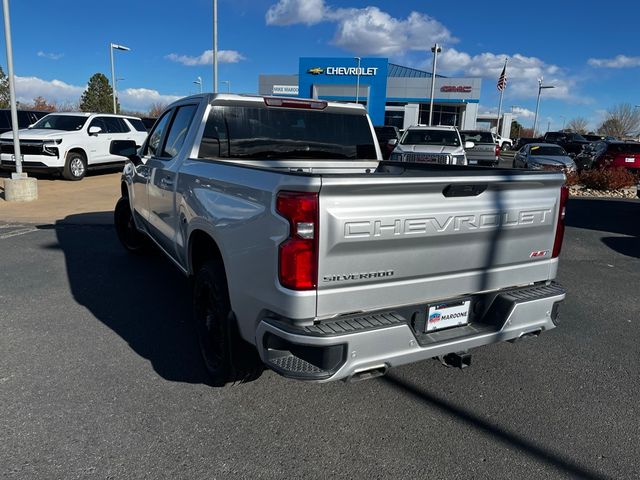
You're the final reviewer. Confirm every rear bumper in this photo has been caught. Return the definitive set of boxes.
[256,282,565,382]
[467,157,499,167]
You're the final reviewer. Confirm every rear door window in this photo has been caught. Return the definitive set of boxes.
[101,117,129,133]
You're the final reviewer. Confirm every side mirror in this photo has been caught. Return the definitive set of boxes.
[28,124,34,129]
[464,141,475,149]
[89,126,102,135]
[387,138,398,147]
[110,140,141,165]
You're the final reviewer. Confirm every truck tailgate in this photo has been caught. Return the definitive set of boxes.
[316,170,564,318]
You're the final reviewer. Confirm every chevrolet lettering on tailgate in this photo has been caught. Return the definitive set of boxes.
[343,208,553,239]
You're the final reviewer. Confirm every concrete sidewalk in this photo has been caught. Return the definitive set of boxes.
[0,172,121,225]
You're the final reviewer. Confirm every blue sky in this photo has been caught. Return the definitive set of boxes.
[2,0,639,130]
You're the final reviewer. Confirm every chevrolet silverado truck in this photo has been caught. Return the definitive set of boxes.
[461,130,500,167]
[112,94,567,386]
[0,112,148,180]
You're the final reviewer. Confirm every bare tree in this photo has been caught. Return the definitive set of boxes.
[31,96,57,112]
[147,102,168,118]
[598,103,640,138]
[56,101,80,112]
[565,117,589,134]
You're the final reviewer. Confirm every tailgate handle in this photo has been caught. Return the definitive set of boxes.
[442,184,487,197]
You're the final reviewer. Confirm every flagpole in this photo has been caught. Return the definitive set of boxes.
[496,57,508,138]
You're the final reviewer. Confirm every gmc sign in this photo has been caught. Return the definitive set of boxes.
[440,85,472,93]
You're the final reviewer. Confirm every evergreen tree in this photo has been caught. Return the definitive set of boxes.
[79,73,118,113]
[0,66,10,109]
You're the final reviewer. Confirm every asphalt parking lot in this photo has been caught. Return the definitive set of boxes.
[1,195,638,479]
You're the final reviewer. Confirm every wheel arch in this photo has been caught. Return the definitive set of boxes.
[66,147,87,160]
[188,229,226,279]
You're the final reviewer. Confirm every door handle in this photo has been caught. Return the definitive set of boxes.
[160,177,174,188]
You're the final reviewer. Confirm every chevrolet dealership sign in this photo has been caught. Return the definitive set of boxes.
[307,67,379,76]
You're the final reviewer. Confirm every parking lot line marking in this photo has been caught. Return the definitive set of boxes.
[0,227,39,240]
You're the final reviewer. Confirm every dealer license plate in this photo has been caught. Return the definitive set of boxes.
[426,300,471,332]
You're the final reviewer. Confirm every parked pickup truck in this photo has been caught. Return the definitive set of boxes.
[460,130,500,167]
[112,94,567,386]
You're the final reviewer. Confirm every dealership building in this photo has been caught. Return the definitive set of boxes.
[259,57,483,131]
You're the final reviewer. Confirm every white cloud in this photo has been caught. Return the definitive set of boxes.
[265,1,455,55]
[587,55,640,68]
[511,106,535,119]
[15,76,84,104]
[166,49,245,66]
[266,0,327,25]
[331,8,455,55]
[37,51,64,61]
[119,88,182,110]
[438,48,577,101]
[14,75,180,112]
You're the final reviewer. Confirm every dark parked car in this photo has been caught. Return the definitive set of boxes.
[542,131,589,156]
[0,109,49,135]
[582,134,617,142]
[374,125,400,160]
[140,117,157,131]
[575,141,640,172]
[513,137,540,151]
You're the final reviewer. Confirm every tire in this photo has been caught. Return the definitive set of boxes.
[193,260,263,386]
[63,151,87,180]
[114,197,151,254]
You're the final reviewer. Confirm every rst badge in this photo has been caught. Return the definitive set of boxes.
[530,250,550,258]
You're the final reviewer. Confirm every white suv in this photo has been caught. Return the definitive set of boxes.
[389,125,473,166]
[0,112,148,180]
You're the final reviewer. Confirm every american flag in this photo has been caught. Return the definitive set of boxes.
[497,64,507,91]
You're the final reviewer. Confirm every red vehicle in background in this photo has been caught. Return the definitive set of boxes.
[575,141,640,172]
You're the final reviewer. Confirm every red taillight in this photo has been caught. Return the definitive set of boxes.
[495,144,501,158]
[552,185,569,258]
[276,191,319,290]
[264,97,327,110]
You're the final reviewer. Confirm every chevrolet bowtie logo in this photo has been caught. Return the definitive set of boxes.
[307,67,324,75]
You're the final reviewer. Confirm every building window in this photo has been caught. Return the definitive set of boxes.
[384,111,404,129]
[419,104,461,127]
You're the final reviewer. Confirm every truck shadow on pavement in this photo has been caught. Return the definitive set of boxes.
[565,197,640,258]
[44,212,212,385]
[382,374,609,480]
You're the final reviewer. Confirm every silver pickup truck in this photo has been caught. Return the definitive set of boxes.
[112,94,567,386]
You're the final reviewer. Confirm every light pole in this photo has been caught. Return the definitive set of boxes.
[428,43,442,126]
[532,77,554,136]
[221,80,231,93]
[354,56,361,105]
[110,43,130,113]
[2,0,21,176]
[560,115,566,130]
[213,0,218,93]
[194,76,203,93]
